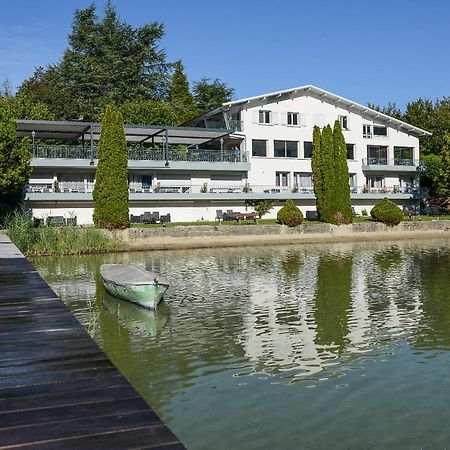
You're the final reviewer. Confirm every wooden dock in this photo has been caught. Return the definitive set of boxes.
[0,234,185,450]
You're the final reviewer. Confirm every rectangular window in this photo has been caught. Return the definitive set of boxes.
[274,140,298,158]
[394,147,414,165]
[287,112,299,126]
[349,173,356,187]
[259,110,271,124]
[363,124,372,138]
[294,172,313,189]
[304,141,313,158]
[252,139,267,157]
[373,125,387,136]
[339,115,348,130]
[276,172,289,187]
[367,146,388,164]
[346,144,355,159]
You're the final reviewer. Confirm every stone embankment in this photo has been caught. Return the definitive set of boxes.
[113,220,450,251]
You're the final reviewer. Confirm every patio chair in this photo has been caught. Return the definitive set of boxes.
[215,210,224,221]
[142,211,153,224]
[151,212,160,223]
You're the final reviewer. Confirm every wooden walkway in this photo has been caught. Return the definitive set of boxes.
[0,234,185,450]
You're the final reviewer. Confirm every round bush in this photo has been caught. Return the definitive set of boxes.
[277,199,304,227]
[370,198,403,226]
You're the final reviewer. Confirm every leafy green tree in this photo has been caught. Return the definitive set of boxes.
[438,133,450,197]
[18,66,75,120]
[0,108,31,215]
[245,199,274,218]
[332,121,352,223]
[311,125,324,219]
[20,3,170,120]
[118,99,183,126]
[93,105,129,229]
[367,102,403,120]
[193,77,234,113]
[0,93,53,120]
[169,61,197,123]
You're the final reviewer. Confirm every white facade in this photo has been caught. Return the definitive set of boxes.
[22,85,430,225]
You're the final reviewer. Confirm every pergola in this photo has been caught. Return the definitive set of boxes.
[16,119,233,147]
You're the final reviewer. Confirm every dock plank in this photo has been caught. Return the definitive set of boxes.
[0,235,185,449]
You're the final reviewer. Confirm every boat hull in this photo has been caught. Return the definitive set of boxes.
[101,277,169,309]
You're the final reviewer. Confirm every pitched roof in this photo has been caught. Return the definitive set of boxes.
[189,84,432,138]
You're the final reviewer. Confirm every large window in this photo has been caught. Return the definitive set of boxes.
[304,141,313,158]
[252,139,267,157]
[294,172,313,192]
[287,112,299,126]
[274,140,298,158]
[259,110,271,124]
[367,145,388,164]
[346,144,355,159]
[394,147,413,165]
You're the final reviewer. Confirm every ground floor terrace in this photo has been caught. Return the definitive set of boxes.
[25,194,418,225]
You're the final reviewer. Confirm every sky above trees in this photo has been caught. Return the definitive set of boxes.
[1,0,448,108]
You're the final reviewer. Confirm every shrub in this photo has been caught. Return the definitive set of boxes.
[370,198,403,226]
[361,208,368,216]
[277,199,304,227]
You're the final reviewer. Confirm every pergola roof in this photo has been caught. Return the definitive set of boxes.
[16,120,232,145]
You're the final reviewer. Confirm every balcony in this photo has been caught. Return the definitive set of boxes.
[30,145,250,171]
[362,158,419,172]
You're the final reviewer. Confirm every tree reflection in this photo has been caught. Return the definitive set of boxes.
[314,254,352,354]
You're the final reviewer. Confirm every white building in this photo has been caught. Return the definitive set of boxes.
[20,85,430,225]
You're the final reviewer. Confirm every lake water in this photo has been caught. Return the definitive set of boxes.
[32,238,450,449]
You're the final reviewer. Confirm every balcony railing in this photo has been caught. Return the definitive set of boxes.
[31,145,248,163]
[27,184,417,196]
[362,158,419,166]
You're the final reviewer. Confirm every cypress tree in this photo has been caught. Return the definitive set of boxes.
[311,125,324,219]
[93,105,129,229]
[169,61,197,123]
[332,120,352,223]
[320,125,334,223]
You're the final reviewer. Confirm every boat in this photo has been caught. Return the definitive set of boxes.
[100,264,169,309]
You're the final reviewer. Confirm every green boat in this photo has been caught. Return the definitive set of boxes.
[100,264,169,309]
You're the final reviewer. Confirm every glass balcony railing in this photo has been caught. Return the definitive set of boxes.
[362,158,419,166]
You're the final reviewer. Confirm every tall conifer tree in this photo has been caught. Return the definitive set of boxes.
[169,61,197,123]
[93,105,129,228]
[332,121,352,223]
[311,125,324,219]
[320,125,334,223]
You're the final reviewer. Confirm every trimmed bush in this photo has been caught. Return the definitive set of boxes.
[370,198,403,226]
[277,199,304,227]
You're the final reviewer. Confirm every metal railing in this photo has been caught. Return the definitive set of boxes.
[362,158,419,166]
[31,145,248,163]
[27,183,417,196]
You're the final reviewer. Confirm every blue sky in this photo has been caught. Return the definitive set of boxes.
[1,0,448,109]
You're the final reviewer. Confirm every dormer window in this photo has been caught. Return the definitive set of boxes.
[259,110,271,124]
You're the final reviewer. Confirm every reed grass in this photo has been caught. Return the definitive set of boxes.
[4,212,123,256]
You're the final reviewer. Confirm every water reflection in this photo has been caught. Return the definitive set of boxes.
[31,238,450,449]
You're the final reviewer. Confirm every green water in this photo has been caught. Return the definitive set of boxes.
[32,238,450,449]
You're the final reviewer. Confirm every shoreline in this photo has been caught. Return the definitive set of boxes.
[119,221,450,251]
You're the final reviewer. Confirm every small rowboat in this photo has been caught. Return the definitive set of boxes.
[100,264,169,309]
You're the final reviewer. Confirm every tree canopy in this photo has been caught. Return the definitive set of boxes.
[193,77,234,113]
